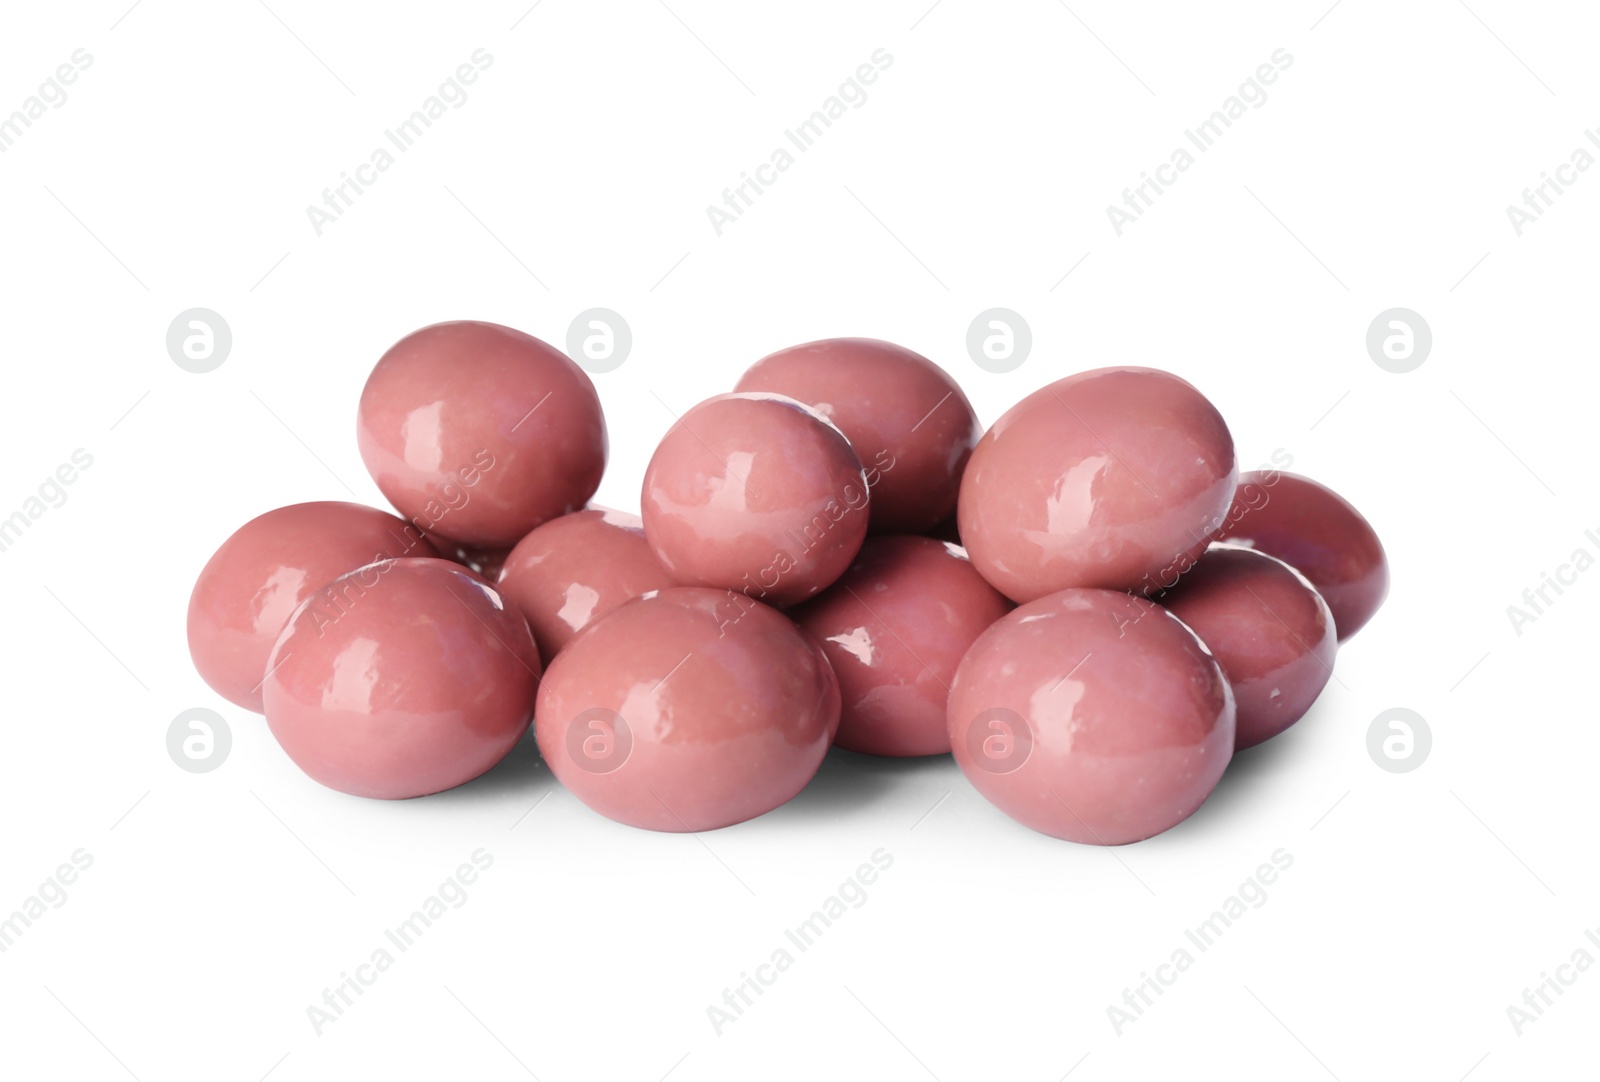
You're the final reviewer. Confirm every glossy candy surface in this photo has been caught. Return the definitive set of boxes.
[734,338,982,534]
[1160,545,1336,749]
[263,558,541,799]
[948,588,1235,845]
[792,536,1012,756]
[443,542,511,582]
[189,315,1379,843]
[958,367,1237,603]
[497,508,674,662]
[641,393,870,607]
[357,321,608,549]
[188,501,436,712]
[1215,471,1388,641]
[535,587,839,831]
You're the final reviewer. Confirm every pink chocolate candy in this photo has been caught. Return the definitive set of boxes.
[733,338,982,533]
[1215,470,1388,641]
[263,558,541,799]
[948,588,1235,845]
[792,536,1012,757]
[1160,545,1336,749]
[958,367,1237,602]
[535,587,840,831]
[497,508,674,662]
[641,393,870,607]
[357,321,608,549]
[188,501,437,712]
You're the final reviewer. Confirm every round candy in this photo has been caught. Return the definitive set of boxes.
[733,338,981,533]
[187,501,437,712]
[641,393,869,607]
[792,536,1012,757]
[535,587,839,832]
[263,558,541,799]
[948,588,1234,845]
[1215,470,1388,641]
[357,320,608,549]
[497,507,674,662]
[1160,545,1337,749]
[957,366,1237,602]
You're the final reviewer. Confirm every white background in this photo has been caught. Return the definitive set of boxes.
[1,1,1595,1079]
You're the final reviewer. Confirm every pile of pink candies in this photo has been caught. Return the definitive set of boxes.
[188,322,1388,845]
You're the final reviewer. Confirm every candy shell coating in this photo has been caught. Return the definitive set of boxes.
[792,536,1012,756]
[1160,544,1337,749]
[187,501,436,712]
[263,558,541,799]
[534,587,839,832]
[734,338,981,533]
[356,320,608,549]
[497,507,674,662]
[1215,470,1388,641]
[957,366,1237,602]
[641,393,869,607]
[948,587,1235,845]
